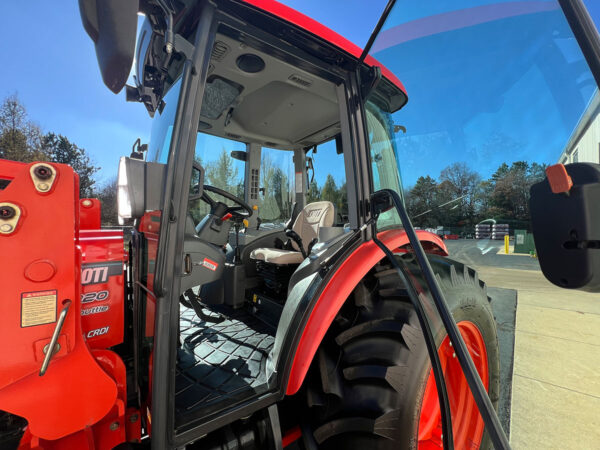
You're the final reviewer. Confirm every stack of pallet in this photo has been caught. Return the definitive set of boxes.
[491,224,509,240]
[475,223,491,239]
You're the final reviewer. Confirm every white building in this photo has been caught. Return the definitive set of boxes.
[557,90,600,164]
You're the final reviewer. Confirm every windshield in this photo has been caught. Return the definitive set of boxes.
[369,1,600,447]
[366,100,404,229]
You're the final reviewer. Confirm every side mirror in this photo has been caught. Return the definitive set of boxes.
[189,161,205,201]
[230,151,247,162]
[530,163,600,292]
[370,189,395,217]
[79,0,139,94]
[117,157,166,223]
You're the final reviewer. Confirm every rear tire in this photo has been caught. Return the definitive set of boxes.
[304,255,500,450]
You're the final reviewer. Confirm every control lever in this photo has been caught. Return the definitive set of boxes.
[307,237,318,255]
[285,229,307,258]
[39,300,71,376]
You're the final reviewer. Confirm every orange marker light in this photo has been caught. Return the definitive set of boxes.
[546,164,573,194]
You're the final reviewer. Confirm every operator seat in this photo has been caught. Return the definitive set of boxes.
[250,201,335,264]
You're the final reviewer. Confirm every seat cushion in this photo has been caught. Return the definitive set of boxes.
[250,248,304,264]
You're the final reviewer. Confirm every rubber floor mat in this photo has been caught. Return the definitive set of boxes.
[175,305,275,419]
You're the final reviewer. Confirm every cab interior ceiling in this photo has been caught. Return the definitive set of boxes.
[198,30,342,150]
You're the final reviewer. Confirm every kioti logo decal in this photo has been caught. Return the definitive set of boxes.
[87,326,109,338]
[81,290,109,304]
[81,262,122,285]
[82,266,108,285]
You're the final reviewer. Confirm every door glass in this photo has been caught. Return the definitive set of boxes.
[189,133,246,223]
[306,138,348,224]
[258,147,294,225]
[369,1,600,447]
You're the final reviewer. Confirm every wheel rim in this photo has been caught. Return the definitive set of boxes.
[417,321,489,450]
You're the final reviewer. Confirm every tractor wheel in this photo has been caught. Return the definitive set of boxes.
[0,411,27,450]
[304,255,500,450]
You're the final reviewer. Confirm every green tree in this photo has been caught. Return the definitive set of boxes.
[321,174,338,204]
[41,133,99,197]
[483,161,547,225]
[439,162,481,226]
[306,179,320,203]
[96,177,118,226]
[205,148,239,193]
[0,94,44,162]
[405,175,438,228]
[272,167,290,219]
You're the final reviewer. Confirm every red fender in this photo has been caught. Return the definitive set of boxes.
[285,228,447,395]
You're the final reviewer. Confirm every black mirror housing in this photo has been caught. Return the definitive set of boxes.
[79,0,139,94]
[530,163,600,292]
[370,189,395,217]
[230,151,247,162]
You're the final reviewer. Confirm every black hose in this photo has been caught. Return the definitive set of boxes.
[372,229,454,450]
[374,189,511,449]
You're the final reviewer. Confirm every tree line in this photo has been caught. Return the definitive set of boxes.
[405,161,547,230]
[0,95,124,225]
[0,95,100,198]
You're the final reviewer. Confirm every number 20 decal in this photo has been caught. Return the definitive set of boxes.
[81,290,109,304]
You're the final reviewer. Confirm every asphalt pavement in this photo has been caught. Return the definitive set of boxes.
[444,239,540,271]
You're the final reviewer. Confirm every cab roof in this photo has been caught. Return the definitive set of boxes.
[240,0,407,97]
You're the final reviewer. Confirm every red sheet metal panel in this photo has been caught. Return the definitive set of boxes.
[80,229,126,349]
[0,159,117,441]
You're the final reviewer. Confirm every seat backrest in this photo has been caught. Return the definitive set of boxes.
[290,201,335,252]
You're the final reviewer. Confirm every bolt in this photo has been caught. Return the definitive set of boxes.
[0,224,13,232]
[452,352,456,358]
[109,421,119,431]
[0,206,15,219]
[34,165,53,180]
[129,414,139,423]
[82,199,93,208]
[42,343,61,355]
[37,183,49,192]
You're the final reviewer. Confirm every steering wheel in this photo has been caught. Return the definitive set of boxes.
[192,184,253,220]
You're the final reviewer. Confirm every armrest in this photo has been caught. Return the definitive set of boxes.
[285,229,307,258]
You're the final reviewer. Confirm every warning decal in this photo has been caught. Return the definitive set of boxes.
[202,258,218,271]
[21,290,57,327]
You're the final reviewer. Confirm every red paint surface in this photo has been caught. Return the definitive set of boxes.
[241,0,407,94]
[79,198,101,229]
[80,229,126,349]
[418,321,489,449]
[282,426,302,447]
[0,160,117,442]
[286,228,447,395]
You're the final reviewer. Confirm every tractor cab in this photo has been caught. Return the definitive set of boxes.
[3,0,600,449]
[108,0,408,444]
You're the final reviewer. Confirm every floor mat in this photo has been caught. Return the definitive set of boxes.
[175,305,275,420]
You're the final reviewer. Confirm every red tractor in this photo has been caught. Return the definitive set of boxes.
[2,0,600,449]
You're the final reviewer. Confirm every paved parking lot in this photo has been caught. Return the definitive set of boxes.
[445,240,600,449]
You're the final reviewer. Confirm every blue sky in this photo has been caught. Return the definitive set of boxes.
[1,1,599,187]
